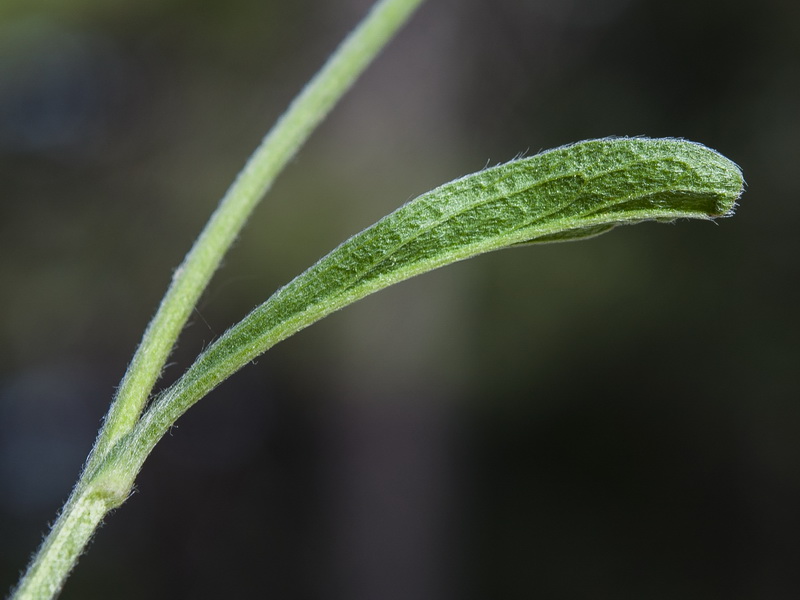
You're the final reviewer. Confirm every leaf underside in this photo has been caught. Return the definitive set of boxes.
[138,136,743,436]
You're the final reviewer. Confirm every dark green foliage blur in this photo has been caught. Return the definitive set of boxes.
[1,0,797,598]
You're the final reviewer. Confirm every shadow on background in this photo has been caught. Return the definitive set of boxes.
[2,0,798,598]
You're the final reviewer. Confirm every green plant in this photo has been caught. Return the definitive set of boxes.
[8,0,743,598]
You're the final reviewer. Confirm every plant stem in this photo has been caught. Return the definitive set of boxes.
[10,492,115,600]
[88,0,426,471]
[11,1,425,598]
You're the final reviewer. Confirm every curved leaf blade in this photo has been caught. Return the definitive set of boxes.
[134,137,743,444]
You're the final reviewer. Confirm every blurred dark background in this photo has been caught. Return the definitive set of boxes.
[1,0,798,598]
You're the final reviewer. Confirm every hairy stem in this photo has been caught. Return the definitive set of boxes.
[10,1,425,598]
[10,492,118,600]
[88,0,426,469]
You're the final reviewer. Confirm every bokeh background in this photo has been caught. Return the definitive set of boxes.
[1,0,798,598]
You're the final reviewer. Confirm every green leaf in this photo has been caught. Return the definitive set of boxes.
[133,136,742,443]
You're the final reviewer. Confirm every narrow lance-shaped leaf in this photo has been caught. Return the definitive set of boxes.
[129,137,742,449]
